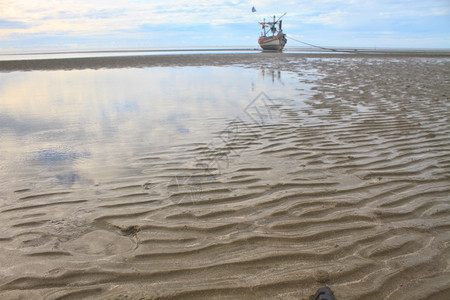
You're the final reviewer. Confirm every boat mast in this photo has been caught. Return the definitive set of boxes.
[260,13,286,38]
[270,15,277,35]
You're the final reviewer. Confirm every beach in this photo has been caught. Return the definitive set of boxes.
[0,52,449,299]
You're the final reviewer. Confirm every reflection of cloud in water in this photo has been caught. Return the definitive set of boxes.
[55,173,81,186]
[166,113,191,135]
[36,149,89,163]
[0,66,300,193]
[32,149,90,188]
[0,113,62,135]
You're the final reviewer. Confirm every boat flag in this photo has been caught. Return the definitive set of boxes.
[252,6,256,13]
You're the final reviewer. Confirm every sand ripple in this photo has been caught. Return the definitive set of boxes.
[0,54,449,299]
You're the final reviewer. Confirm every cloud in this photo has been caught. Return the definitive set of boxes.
[0,19,30,29]
[303,10,349,26]
[0,0,449,49]
[0,0,252,37]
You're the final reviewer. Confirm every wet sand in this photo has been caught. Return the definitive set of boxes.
[0,53,449,299]
[1,51,449,71]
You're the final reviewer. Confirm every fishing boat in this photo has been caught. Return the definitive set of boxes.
[258,13,287,51]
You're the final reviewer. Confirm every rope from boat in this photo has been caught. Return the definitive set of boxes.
[285,35,338,51]
[286,35,358,53]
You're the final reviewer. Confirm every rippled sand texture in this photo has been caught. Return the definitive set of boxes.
[1,54,449,299]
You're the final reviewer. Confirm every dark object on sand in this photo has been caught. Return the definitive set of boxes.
[310,286,336,300]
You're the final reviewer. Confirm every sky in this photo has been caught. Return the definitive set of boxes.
[0,0,449,51]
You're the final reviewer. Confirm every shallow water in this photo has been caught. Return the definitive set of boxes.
[0,66,303,197]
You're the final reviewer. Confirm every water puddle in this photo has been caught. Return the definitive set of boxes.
[0,66,310,196]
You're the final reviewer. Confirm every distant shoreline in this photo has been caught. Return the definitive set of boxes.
[0,51,449,72]
[2,46,450,56]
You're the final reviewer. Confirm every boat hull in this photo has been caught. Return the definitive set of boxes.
[258,35,287,51]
